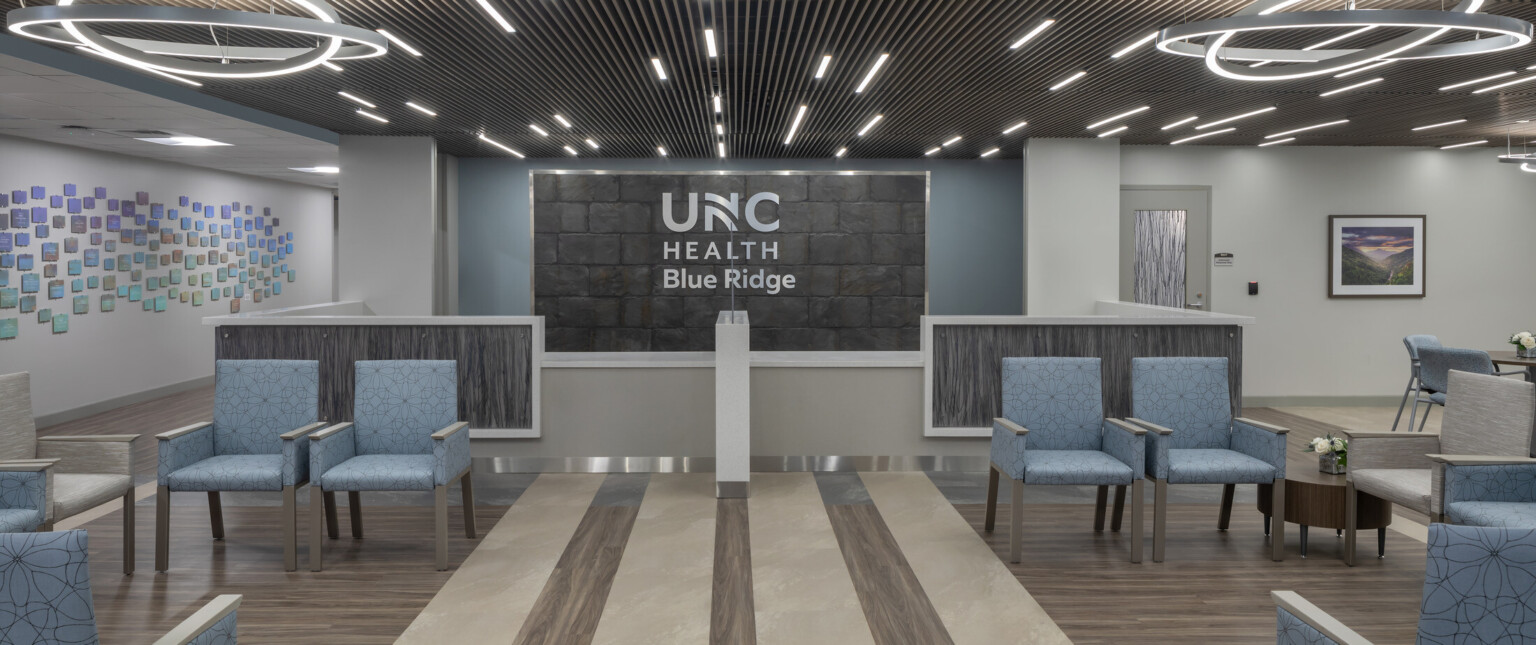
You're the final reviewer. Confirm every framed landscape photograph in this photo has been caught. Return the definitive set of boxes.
[1328,215,1426,298]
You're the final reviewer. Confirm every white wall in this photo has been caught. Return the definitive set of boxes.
[0,135,335,418]
[1026,138,1122,314]
[1120,145,1536,401]
[338,136,437,316]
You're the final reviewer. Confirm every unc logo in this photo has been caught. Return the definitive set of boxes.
[662,192,780,233]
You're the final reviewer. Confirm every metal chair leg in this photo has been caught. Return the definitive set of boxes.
[1390,373,1416,431]
[461,471,477,539]
[207,492,224,540]
[1111,485,1127,532]
[1417,402,1435,433]
[1407,388,1422,434]
[1094,485,1109,532]
[983,466,999,533]
[155,485,170,573]
[1218,483,1235,531]
[323,491,339,539]
[348,491,363,539]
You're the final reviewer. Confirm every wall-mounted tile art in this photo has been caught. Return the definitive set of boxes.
[0,183,300,339]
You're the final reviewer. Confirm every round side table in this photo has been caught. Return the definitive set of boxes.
[1257,464,1392,559]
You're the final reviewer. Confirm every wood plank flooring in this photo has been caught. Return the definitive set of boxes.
[826,504,954,645]
[711,499,756,645]
[512,505,639,645]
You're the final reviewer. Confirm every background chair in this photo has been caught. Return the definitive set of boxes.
[983,357,1146,563]
[1433,453,1536,527]
[1128,357,1289,562]
[309,360,476,571]
[0,459,52,533]
[1344,370,1535,565]
[156,360,326,572]
[1407,347,1521,433]
[1389,334,1439,432]
[0,372,137,575]
[0,530,240,645]
[1273,524,1536,644]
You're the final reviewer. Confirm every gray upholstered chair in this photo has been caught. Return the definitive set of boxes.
[155,360,327,572]
[0,372,138,575]
[309,360,475,571]
[1344,370,1535,565]
[1128,357,1289,562]
[0,459,52,533]
[983,357,1146,563]
[1407,346,1520,433]
[0,530,241,644]
[1274,524,1536,644]
[1390,334,1440,432]
[1432,453,1536,528]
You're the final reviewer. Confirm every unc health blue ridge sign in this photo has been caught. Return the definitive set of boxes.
[532,172,926,352]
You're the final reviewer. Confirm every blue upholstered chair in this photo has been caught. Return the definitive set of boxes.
[1273,524,1536,644]
[984,357,1146,563]
[0,530,242,645]
[0,460,50,533]
[1434,455,1536,528]
[155,360,326,572]
[308,360,476,571]
[1407,347,1521,433]
[1390,335,1440,432]
[1128,357,1289,562]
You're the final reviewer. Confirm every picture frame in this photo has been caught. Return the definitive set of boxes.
[1328,215,1426,298]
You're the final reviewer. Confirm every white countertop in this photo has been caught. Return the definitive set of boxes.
[542,351,925,368]
[205,301,542,326]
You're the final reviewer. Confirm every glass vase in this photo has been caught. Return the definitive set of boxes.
[1319,452,1346,475]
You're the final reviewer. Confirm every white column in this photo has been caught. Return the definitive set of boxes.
[715,311,751,498]
[337,135,438,315]
[1024,138,1122,315]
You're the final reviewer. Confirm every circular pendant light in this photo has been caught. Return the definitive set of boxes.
[7,1,388,79]
[1157,0,1533,82]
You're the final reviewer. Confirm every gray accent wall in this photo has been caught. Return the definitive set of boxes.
[458,158,1022,317]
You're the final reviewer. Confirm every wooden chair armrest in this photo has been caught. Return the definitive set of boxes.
[1271,591,1373,645]
[152,594,242,645]
[0,459,60,472]
[1341,431,1419,439]
[1126,418,1175,435]
[309,422,354,441]
[1234,417,1289,434]
[993,417,1028,435]
[157,422,213,441]
[37,434,139,442]
[1105,419,1147,436]
[431,421,470,440]
[1427,454,1536,466]
[280,422,328,440]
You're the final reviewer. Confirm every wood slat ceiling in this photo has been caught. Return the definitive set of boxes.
[11,0,1536,158]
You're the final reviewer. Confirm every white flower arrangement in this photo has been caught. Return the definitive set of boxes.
[1512,331,1536,350]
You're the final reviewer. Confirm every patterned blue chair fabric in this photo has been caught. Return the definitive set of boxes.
[1441,460,1536,528]
[1131,357,1288,562]
[308,360,475,571]
[1404,334,1443,361]
[987,357,1145,563]
[0,530,242,645]
[1417,347,1496,395]
[0,467,48,533]
[155,359,323,572]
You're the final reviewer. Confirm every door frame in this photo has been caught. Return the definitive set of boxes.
[1120,185,1213,312]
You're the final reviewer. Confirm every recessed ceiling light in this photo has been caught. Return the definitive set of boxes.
[321,61,344,72]
[1304,25,1376,51]
[338,91,376,108]
[924,146,941,156]
[1003,121,1028,134]
[855,53,889,93]
[1334,60,1393,78]
[857,114,883,136]
[1197,107,1275,129]
[1441,140,1487,149]
[529,124,548,136]
[554,114,573,128]
[657,146,668,157]
[375,29,422,57]
[1088,106,1150,130]
[585,138,599,149]
[835,147,847,157]
[356,109,388,123]
[1162,116,1198,130]
[405,101,436,117]
[1265,119,1348,139]
[704,29,718,58]
[1049,70,1087,91]
[1010,19,1056,50]
[1473,74,1536,93]
[290,166,340,174]
[1258,138,1295,147]
[942,136,962,146]
[980,147,1001,157]
[1097,125,1128,137]
[475,0,516,33]
[651,57,668,81]
[1320,77,1383,97]
[1110,32,1157,59]
[478,134,523,158]
[718,142,726,158]
[716,123,725,135]
[784,105,808,145]
[713,95,722,113]
[564,145,578,156]
[1171,127,1235,145]
[1440,71,1516,91]
[136,136,229,147]
[815,55,832,79]
[1412,119,1467,131]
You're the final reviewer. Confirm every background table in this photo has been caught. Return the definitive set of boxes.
[1488,350,1536,382]
[1257,438,1392,559]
